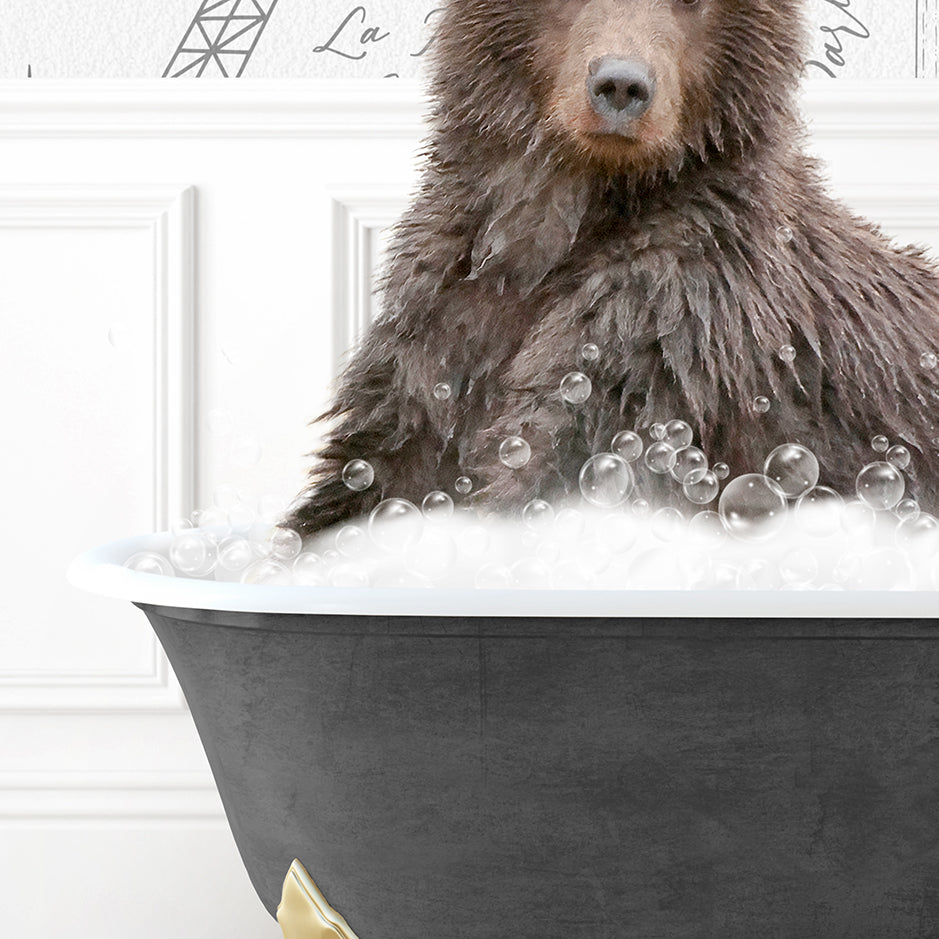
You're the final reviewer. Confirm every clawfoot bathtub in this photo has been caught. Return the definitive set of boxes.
[70,534,939,938]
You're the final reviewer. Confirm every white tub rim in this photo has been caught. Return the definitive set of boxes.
[66,533,939,619]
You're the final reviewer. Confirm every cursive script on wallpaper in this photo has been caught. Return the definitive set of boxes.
[313,5,444,74]
[805,0,871,77]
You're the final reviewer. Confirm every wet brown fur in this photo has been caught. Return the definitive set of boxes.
[287,0,939,535]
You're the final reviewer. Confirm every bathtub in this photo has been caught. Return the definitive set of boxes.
[70,534,939,938]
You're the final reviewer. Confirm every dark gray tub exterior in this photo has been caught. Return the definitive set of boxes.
[139,603,939,938]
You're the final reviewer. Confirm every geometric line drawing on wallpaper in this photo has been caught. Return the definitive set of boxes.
[920,0,939,77]
[164,0,279,78]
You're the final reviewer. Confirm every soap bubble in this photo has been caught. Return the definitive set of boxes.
[712,462,730,480]
[408,529,458,579]
[522,499,555,530]
[703,560,738,590]
[169,531,217,576]
[581,342,600,362]
[838,549,913,591]
[578,453,634,507]
[267,527,302,561]
[670,446,707,484]
[652,507,685,542]
[886,445,911,470]
[644,442,678,475]
[688,511,726,547]
[718,474,788,542]
[752,396,771,414]
[231,434,262,468]
[293,552,327,586]
[342,459,374,492]
[763,443,819,499]
[921,352,938,370]
[535,540,562,566]
[227,502,255,533]
[650,423,667,440]
[422,490,455,520]
[795,486,843,536]
[611,430,643,462]
[212,484,243,511]
[895,513,939,554]
[433,382,452,401]
[560,371,592,405]
[662,420,694,450]
[374,568,435,589]
[368,498,423,551]
[329,563,370,588]
[555,507,586,540]
[475,563,513,589]
[335,525,367,558]
[871,435,889,452]
[499,435,532,469]
[554,558,595,588]
[455,476,473,495]
[459,523,490,559]
[196,506,231,543]
[631,498,651,518]
[217,537,254,572]
[841,500,877,535]
[895,498,920,521]
[777,226,794,244]
[576,538,611,578]
[598,512,639,552]
[778,344,796,363]
[124,551,173,577]
[629,548,683,589]
[241,559,292,585]
[511,558,551,589]
[170,516,194,536]
[737,558,782,590]
[683,469,719,505]
[780,548,819,585]
[856,461,905,510]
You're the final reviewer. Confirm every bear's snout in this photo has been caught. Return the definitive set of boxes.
[587,56,656,130]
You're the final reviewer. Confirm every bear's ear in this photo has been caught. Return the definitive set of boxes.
[468,161,591,296]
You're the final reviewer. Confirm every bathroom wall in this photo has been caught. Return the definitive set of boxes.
[0,0,936,80]
[0,78,937,939]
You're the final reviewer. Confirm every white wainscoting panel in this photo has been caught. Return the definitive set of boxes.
[0,81,935,939]
[0,185,193,712]
[331,184,411,374]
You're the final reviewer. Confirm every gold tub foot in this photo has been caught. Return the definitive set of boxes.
[276,859,360,939]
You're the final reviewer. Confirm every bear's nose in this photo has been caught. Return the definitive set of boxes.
[587,57,656,126]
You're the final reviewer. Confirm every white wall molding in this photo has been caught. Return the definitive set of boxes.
[0,772,223,823]
[801,80,939,136]
[0,80,935,139]
[330,184,411,372]
[0,80,430,138]
[836,183,939,242]
[0,184,194,714]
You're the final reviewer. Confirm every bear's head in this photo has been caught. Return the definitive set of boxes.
[430,0,808,175]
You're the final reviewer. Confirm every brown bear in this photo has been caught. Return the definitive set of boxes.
[286,0,939,536]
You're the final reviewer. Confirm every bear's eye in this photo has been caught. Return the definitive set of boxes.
[676,0,701,7]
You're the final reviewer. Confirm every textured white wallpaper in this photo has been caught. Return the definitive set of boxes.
[0,0,936,80]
